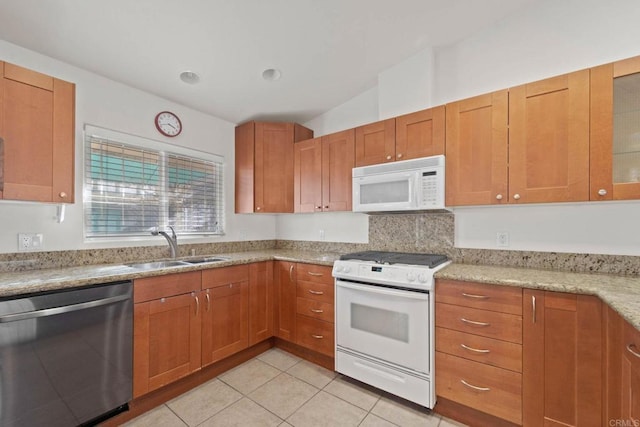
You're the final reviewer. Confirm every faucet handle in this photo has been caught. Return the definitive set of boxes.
[150,226,160,236]
[168,226,176,240]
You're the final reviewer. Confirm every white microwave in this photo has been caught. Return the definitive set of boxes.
[352,155,447,213]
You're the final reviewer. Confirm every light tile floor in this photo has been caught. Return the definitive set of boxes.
[124,348,468,427]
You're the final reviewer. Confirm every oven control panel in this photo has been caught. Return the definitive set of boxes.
[333,260,448,290]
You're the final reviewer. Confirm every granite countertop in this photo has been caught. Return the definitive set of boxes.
[0,250,339,298]
[436,263,640,331]
[0,249,637,331]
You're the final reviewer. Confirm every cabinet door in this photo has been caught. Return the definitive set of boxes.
[201,280,249,365]
[395,106,445,161]
[322,129,355,211]
[234,121,255,213]
[509,70,590,204]
[445,91,508,206]
[249,261,274,346]
[523,290,602,427]
[294,137,322,213]
[355,118,395,166]
[0,62,75,203]
[591,55,640,200]
[254,122,295,212]
[622,320,640,423]
[133,292,201,398]
[274,261,296,341]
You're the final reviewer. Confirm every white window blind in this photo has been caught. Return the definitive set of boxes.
[84,126,224,238]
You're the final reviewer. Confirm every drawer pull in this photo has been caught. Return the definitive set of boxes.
[310,308,324,313]
[462,292,489,299]
[627,343,640,359]
[289,264,294,282]
[308,290,324,295]
[307,272,324,277]
[460,343,491,354]
[311,334,324,339]
[460,379,491,392]
[461,318,491,327]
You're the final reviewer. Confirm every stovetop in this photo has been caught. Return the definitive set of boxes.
[339,251,449,268]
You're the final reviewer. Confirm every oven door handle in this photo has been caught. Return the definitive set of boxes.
[336,280,428,300]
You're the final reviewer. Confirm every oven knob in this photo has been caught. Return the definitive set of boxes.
[418,273,428,283]
[406,272,416,282]
[335,266,343,273]
[343,266,351,273]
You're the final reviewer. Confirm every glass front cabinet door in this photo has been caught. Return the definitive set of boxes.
[591,55,640,200]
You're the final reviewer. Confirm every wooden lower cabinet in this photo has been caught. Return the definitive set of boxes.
[605,305,640,425]
[133,271,202,398]
[201,265,249,366]
[249,261,274,345]
[274,261,297,341]
[435,279,523,425]
[274,262,335,358]
[522,290,603,427]
[437,352,522,424]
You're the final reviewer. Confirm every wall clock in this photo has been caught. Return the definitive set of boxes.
[154,111,182,137]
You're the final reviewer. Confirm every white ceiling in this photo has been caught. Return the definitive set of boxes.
[0,0,538,125]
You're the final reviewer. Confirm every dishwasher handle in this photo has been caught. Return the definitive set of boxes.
[0,293,131,323]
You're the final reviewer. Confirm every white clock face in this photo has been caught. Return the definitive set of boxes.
[156,111,182,137]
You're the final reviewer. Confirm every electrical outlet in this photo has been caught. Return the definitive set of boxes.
[496,231,509,248]
[18,233,44,251]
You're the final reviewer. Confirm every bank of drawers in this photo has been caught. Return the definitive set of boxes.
[435,279,523,425]
[295,263,334,357]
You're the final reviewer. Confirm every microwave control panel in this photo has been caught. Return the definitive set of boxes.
[420,171,441,207]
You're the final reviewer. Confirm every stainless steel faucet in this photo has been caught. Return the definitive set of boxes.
[151,226,178,258]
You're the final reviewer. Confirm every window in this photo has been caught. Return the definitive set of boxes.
[83,125,224,238]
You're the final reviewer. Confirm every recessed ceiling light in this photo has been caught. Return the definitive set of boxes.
[180,71,200,84]
[262,68,282,81]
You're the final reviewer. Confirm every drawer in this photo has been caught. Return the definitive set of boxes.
[297,280,334,304]
[134,271,201,303]
[436,279,522,315]
[436,327,522,372]
[296,263,333,285]
[436,303,522,344]
[295,315,334,357]
[436,351,522,425]
[202,264,249,287]
[296,297,334,323]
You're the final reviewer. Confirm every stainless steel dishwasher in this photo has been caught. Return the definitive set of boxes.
[0,280,133,427]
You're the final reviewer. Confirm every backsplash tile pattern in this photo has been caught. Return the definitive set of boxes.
[2,212,640,276]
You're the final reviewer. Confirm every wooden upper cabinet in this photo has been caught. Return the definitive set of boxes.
[235,121,313,213]
[445,90,508,206]
[294,129,355,212]
[591,55,640,201]
[508,70,590,204]
[355,118,395,166]
[294,137,322,213]
[395,106,445,161]
[523,290,603,427]
[354,107,445,168]
[0,61,75,203]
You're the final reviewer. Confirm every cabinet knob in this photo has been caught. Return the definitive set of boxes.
[397,153,403,159]
[386,155,392,160]
[59,192,67,198]
[513,194,521,200]
[495,194,503,200]
[315,206,322,210]
[256,206,261,211]
[324,205,329,209]
[598,189,607,196]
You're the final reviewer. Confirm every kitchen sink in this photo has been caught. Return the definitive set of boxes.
[126,260,190,270]
[181,256,230,264]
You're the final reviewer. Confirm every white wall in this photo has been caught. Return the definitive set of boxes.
[0,40,277,253]
[296,0,640,256]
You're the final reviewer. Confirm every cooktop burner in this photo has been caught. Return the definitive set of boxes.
[339,251,449,268]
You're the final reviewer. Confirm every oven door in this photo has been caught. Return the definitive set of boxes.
[335,279,430,374]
